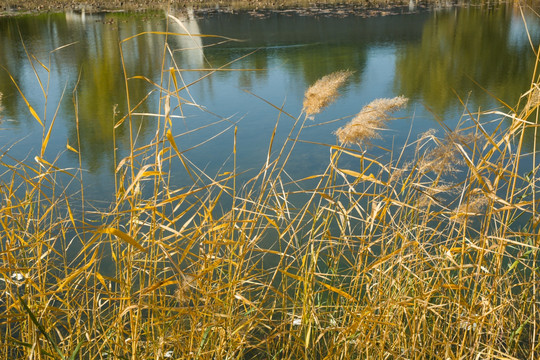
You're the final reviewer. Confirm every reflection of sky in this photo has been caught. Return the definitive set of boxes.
[508,12,540,48]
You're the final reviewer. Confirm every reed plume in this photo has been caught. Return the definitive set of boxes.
[335,96,408,146]
[523,83,540,113]
[303,70,353,116]
[418,130,476,175]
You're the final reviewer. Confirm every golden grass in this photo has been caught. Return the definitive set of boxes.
[1,17,540,360]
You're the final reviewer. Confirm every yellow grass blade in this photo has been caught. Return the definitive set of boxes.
[318,281,356,302]
[57,249,98,292]
[339,169,387,186]
[66,140,79,153]
[41,83,66,157]
[6,71,44,127]
[102,227,147,253]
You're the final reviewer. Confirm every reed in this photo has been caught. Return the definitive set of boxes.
[0,16,539,360]
[334,95,408,146]
[303,70,353,117]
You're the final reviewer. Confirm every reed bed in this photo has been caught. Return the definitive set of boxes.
[1,17,539,360]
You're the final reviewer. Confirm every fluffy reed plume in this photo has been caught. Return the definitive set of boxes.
[416,184,455,208]
[303,70,353,116]
[523,83,540,112]
[335,96,408,146]
[451,192,489,224]
[175,273,196,305]
[419,130,477,175]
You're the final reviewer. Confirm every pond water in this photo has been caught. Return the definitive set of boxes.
[0,4,538,204]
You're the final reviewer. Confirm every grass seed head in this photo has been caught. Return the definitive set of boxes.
[451,192,489,225]
[335,95,408,146]
[175,274,196,305]
[419,131,477,175]
[303,70,353,117]
[524,83,540,113]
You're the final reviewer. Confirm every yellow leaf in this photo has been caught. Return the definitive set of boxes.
[57,249,98,291]
[66,140,79,153]
[141,171,162,177]
[166,129,180,153]
[339,169,387,186]
[7,72,44,127]
[209,223,228,232]
[279,270,303,282]
[102,227,147,252]
[95,272,107,288]
[318,281,356,302]
[140,276,178,294]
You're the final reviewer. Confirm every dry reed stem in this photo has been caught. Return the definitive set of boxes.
[334,96,408,146]
[303,70,353,116]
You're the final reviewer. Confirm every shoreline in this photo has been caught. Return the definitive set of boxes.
[0,0,506,17]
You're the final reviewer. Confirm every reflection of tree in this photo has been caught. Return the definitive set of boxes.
[394,6,536,115]
[0,13,162,172]
[281,43,365,87]
[0,14,71,124]
[195,11,431,92]
[196,14,386,92]
[71,19,160,172]
[204,43,364,90]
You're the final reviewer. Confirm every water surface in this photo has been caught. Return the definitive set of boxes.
[0,5,538,203]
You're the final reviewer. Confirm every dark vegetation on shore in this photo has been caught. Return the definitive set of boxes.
[0,0,505,16]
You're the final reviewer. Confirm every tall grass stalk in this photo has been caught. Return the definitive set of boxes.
[1,14,540,360]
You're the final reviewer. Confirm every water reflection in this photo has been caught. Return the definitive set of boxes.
[169,9,206,69]
[0,5,538,198]
[394,4,538,114]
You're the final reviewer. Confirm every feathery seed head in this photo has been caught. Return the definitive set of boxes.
[335,96,408,146]
[524,84,540,113]
[452,193,489,224]
[419,131,477,175]
[303,70,353,117]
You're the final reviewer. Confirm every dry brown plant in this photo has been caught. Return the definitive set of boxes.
[451,192,489,224]
[334,96,408,146]
[416,183,455,208]
[175,274,197,305]
[523,83,540,112]
[419,131,477,175]
[303,70,353,116]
